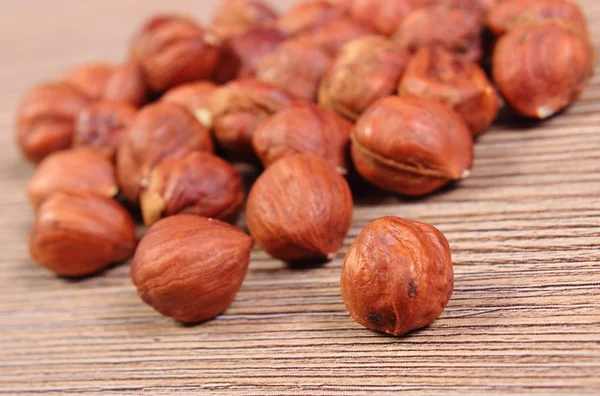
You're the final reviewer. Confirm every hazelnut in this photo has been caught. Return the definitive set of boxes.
[161,81,217,128]
[27,148,118,210]
[492,20,595,119]
[246,154,353,262]
[63,63,115,101]
[347,0,414,36]
[16,82,90,163]
[104,61,148,107]
[411,0,496,15]
[130,215,254,323]
[116,102,214,203]
[319,35,410,121]
[252,102,352,172]
[341,216,454,336]
[297,17,373,56]
[140,152,245,226]
[211,0,278,40]
[399,46,499,136]
[351,96,474,196]
[74,101,137,161]
[276,0,345,37]
[208,78,296,158]
[256,39,333,101]
[30,191,137,277]
[487,0,587,36]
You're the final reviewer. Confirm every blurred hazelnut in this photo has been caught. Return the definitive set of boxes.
[319,35,410,120]
[211,0,278,40]
[30,191,137,277]
[399,46,499,136]
[411,0,496,15]
[116,102,214,203]
[131,215,254,323]
[492,20,594,119]
[252,102,352,172]
[161,81,217,127]
[341,216,454,336]
[246,154,353,262]
[63,63,115,101]
[104,61,148,107]
[351,96,474,196]
[276,0,345,37]
[140,152,245,226]
[347,0,414,36]
[297,17,373,56]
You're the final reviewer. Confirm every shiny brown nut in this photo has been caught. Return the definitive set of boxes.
[215,27,285,83]
[27,148,118,210]
[252,102,352,172]
[104,61,148,107]
[16,82,90,163]
[74,101,137,161]
[161,81,217,127]
[130,215,254,323]
[341,216,454,336]
[492,20,595,119]
[116,102,214,203]
[30,191,137,277]
[297,17,373,56]
[319,35,410,120]
[351,96,474,196]
[256,39,333,101]
[140,152,245,226]
[487,0,587,36]
[399,46,499,136]
[63,63,114,100]
[276,0,345,37]
[348,0,414,36]
[208,78,296,158]
[393,6,483,61]
[211,0,278,40]
[246,154,353,262]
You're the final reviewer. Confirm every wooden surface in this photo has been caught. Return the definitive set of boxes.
[1,1,600,394]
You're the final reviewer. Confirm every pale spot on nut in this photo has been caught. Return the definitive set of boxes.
[536,106,555,119]
[461,169,471,180]
[194,108,213,129]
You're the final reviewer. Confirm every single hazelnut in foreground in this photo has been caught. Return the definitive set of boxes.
[116,102,214,203]
[161,81,217,128]
[140,152,245,226]
[30,191,137,277]
[399,46,499,136]
[27,148,118,210]
[341,216,454,336]
[246,154,353,262]
[492,20,595,119]
[347,0,413,36]
[351,96,474,196]
[252,102,352,172]
[211,0,278,40]
[297,17,373,56]
[319,35,410,120]
[131,215,254,323]
[276,0,345,37]
[16,82,90,163]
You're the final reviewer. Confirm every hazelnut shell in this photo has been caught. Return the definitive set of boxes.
[276,0,345,37]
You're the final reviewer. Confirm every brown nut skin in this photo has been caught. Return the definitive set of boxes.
[492,20,595,120]
[140,152,245,226]
[487,0,587,36]
[297,17,373,56]
[104,61,148,107]
[27,148,118,210]
[30,191,137,277]
[161,81,217,129]
[319,35,410,121]
[399,46,499,136]
[116,102,214,203]
[74,101,137,161]
[211,0,278,40]
[411,0,496,15]
[252,103,352,172]
[276,0,346,37]
[130,215,254,323]
[63,63,115,101]
[351,96,474,196]
[256,39,333,101]
[246,154,353,262]
[16,82,90,163]
[348,0,414,36]
[341,216,454,336]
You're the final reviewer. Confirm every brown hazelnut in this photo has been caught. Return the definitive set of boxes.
[104,61,148,107]
[208,78,296,158]
[30,191,137,277]
[411,0,496,15]
[16,82,90,163]
[63,63,115,101]
[246,154,353,262]
[161,81,217,128]
[297,17,373,56]
[347,0,414,36]
[211,0,278,40]
[256,39,333,101]
[74,101,137,161]
[140,152,245,226]
[116,102,214,203]
[215,27,285,83]
[276,0,345,37]
[319,35,410,120]
[487,0,587,36]
[252,102,352,172]
[351,96,474,196]
[341,216,454,336]
[492,20,595,119]
[27,148,118,210]
[393,6,483,61]
[130,215,253,323]
[399,46,499,136]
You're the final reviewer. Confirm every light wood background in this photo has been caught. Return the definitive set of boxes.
[1,1,599,394]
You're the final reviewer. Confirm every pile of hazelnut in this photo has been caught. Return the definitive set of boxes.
[16,0,594,336]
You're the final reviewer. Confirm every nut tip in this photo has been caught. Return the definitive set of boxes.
[107,185,119,198]
[140,191,166,226]
[336,166,348,176]
[536,106,556,119]
[194,108,213,129]
[460,169,471,180]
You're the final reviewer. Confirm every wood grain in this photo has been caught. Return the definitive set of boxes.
[1,1,599,394]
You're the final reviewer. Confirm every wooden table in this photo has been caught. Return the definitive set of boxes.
[1,1,599,394]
